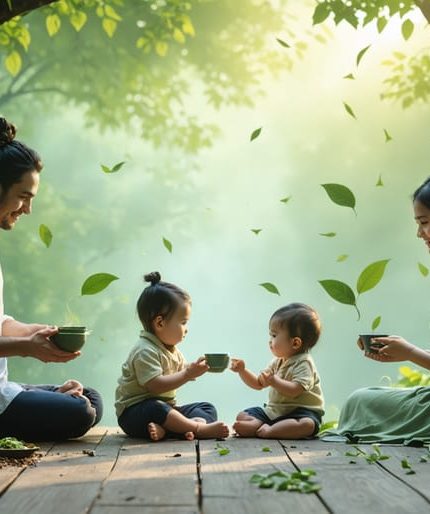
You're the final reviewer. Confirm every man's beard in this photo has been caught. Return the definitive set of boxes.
[0,216,13,230]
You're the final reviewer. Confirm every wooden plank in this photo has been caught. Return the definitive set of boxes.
[282,440,430,514]
[373,445,430,503]
[199,438,327,513]
[0,429,123,514]
[95,439,198,508]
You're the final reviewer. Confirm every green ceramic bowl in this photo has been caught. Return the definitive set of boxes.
[58,326,87,333]
[205,353,229,373]
[52,330,88,352]
[359,334,388,354]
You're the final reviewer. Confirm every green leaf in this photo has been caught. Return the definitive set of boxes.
[250,127,262,141]
[251,229,262,235]
[401,458,412,469]
[343,102,357,119]
[276,38,290,48]
[371,316,381,330]
[280,196,291,203]
[5,51,22,77]
[259,282,280,295]
[313,2,331,25]
[155,40,168,56]
[70,11,87,32]
[336,254,348,262]
[81,273,119,296]
[343,73,355,80]
[321,183,356,214]
[218,447,230,456]
[356,45,371,67]
[377,17,388,33]
[319,280,357,307]
[376,174,384,187]
[102,18,117,38]
[319,232,336,237]
[401,19,414,41]
[356,260,390,295]
[101,161,125,174]
[39,224,53,248]
[104,5,122,21]
[46,14,61,37]
[384,129,392,142]
[163,237,173,253]
[17,28,30,51]
[261,447,272,452]
[418,262,429,277]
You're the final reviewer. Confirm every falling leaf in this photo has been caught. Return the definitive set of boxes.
[321,183,356,215]
[336,254,348,262]
[319,232,336,237]
[319,280,356,306]
[250,127,262,142]
[377,17,388,33]
[312,2,331,24]
[259,282,280,295]
[401,19,414,41]
[251,229,262,235]
[276,38,290,48]
[376,174,384,187]
[343,102,357,119]
[280,196,291,204]
[343,73,355,80]
[356,45,371,67]
[163,237,173,253]
[101,161,126,173]
[81,273,119,296]
[418,262,429,277]
[383,129,392,143]
[371,316,381,330]
[356,260,390,295]
[39,224,53,248]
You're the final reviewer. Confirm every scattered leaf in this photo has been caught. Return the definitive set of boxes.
[376,174,384,187]
[280,196,291,204]
[356,259,390,295]
[319,232,336,237]
[401,19,414,41]
[336,254,348,262]
[101,161,125,173]
[163,237,173,253]
[384,129,392,142]
[418,262,429,277]
[343,73,355,80]
[81,273,119,296]
[259,282,280,295]
[251,229,262,235]
[39,224,53,248]
[5,51,22,77]
[261,447,272,452]
[343,102,357,119]
[356,45,371,67]
[215,443,230,456]
[371,316,381,330]
[250,127,262,142]
[46,14,61,36]
[276,38,290,48]
[321,183,356,214]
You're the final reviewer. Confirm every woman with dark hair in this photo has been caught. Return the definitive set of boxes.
[327,178,430,445]
[0,117,103,441]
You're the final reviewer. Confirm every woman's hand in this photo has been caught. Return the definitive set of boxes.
[185,356,209,379]
[365,335,416,362]
[57,379,84,397]
[230,358,245,373]
[26,327,80,363]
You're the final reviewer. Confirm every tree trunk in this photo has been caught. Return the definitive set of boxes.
[415,0,430,23]
[0,0,57,25]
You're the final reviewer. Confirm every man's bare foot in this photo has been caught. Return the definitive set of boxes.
[195,421,229,439]
[233,420,259,437]
[256,423,272,439]
[148,422,166,441]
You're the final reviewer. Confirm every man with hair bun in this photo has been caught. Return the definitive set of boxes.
[0,117,103,441]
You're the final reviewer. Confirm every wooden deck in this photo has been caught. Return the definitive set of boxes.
[1,427,430,513]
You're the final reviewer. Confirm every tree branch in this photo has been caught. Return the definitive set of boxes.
[415,0,430,24]
[0,0,58,24]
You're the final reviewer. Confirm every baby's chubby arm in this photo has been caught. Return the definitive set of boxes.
[262,372,305,398]
[145,356,209,394]
[230,358,264,390]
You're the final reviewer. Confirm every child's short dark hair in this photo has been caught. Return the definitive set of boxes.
[270,303,321,351]
[137,272,191,333]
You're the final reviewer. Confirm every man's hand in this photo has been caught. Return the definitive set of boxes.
[185,356,209,380]
[230,358,245,373]
[27,327,80,363]
[57,379,84,397]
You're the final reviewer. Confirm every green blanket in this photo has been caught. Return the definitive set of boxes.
[321,386,430,446]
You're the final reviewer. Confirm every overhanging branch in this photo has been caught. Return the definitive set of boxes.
[0,0,58,24]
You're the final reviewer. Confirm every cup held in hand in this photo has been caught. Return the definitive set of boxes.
[205,353,229,373]
[359,334,388,354]
[52,326,89,352]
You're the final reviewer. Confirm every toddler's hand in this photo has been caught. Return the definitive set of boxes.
[186,356,209,380]
[230,358,245,373]
[258,370,274,388]
[57,379,84,397]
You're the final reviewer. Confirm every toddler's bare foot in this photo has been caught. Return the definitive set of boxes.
[184,431,195,441]
[148,422,166,441]
[195,421,229,439]
[256,423,273,439]
[233,420,259,438]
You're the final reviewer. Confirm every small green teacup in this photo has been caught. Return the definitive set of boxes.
[52,326,89,353]
[359,334,388,354]
[205,353,229,373]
